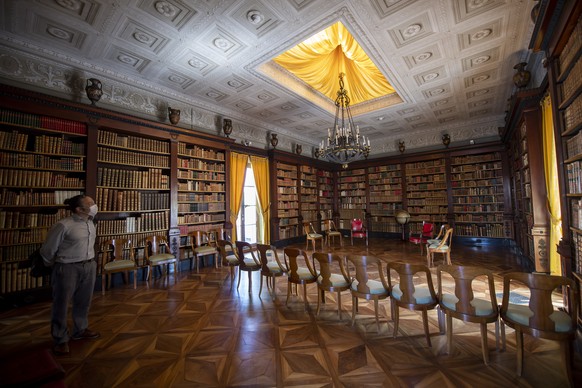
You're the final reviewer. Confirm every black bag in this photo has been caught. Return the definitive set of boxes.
[29,249,52,278]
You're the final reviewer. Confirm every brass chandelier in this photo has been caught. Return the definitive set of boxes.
[315,73,370,168]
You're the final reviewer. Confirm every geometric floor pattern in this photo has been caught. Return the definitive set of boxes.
[0,238,580,387]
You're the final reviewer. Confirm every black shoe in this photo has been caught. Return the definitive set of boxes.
[53,342,69,355]
[71,329,100,340]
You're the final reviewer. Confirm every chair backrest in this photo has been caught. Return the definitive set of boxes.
[387,262,436,307]
[500,272,578,333]
[283,247,316,282]
[190,230,213,248]
[351,219,364,232]
[256,243,287,273]
[421,221,434,238]
[435,228,454,250]
[235,241,260,268]
[345,255,389,295]
[304,222,319,236]
[313,252,350,290]
[217,239,238,266]
[434,224,449,240]
[102,238,134,263]
[437,264,497,318]
[144,235,168,258]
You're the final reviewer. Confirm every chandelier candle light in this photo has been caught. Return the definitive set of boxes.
[315,73,370,168]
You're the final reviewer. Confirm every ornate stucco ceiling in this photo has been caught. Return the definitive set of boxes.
[0,0,540,158]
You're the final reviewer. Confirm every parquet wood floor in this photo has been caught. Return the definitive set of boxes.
[1,238,581,387]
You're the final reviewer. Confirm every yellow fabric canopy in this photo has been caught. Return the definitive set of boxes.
[273,22,395,105]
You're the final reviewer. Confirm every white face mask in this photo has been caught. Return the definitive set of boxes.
[87,204,98,218]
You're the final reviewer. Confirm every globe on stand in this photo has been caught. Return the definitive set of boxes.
[395,209,411,241]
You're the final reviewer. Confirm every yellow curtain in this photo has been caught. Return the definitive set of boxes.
[273,22,395,105]
[250,156,270,244]
[541,94,562,275]
[229,152,248,242]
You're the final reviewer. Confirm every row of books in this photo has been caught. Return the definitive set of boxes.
[177,143,225,160]
[0,130,28,151]
[338,193,366,201]
[178,158,225,171]
[301,203,317,210]
[408,197,448,205]
[454,223,506,238]
[178,213,225,224]
[97,167,169,189]
[450,170,502,180]
[0,209,67,229]
[278,227,299,239]
[559,13,582,73]
[97,211,168,235]
[1,264,46,294]
[369,221,401,233]
[177,169,225,181]
[0,153,84,171]
[453,195,503,204]
[565,161,582,194]
[455,214,504,222]
[451,153,501,165]
[0,243,40,261]
[453,204,504,212]
[339,168,365,176]
[369,185,402,192]
[338,183,366,190]
[369,195,402,202]
[575,233,582,274]
[177,202,225,212]
[407,182,448,191]
[177,181,225,192]
[34,135,86,155]
[563,95,582,134]
[0,227,49,245]
[0,169,84,188]
[0,190,82,207]
[95,188,169,211]
[0,109,86,134]
[408,206,448,214]
[300,179,316,188]
[98,148,170,168]
[277,199,298,207]
[276,183,297,192]
[278,210,299,219]
[452,186,504,195]
[276,172,297,180]
[98,129,169,153]
[369,178,401,185]
[561,56,582,102]
[177,192,224,202]
[570,199,582,229]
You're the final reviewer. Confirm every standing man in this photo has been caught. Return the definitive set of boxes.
[41,194,100,355]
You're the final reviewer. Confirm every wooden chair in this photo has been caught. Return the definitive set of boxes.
[437,264,499,365]
[234,241,262,293]
[387,261,439,346]
[427,227,453,267]
[100,238,137,295]
[427,223,449,246]
[144,235,178,281]
[323,219,342,247]
[409,221,434,255]
[313,252,351,319]
[189,230,218,272]
[350,219,368,246]
[216,239,239,283]
[283,247,317,311]
[303,222,324,251]
[346,255,390,331]
[256,244,288,297]
[500,272,578,382]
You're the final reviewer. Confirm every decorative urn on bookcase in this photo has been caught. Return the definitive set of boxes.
[168,107,180,125]
[513,62,531,88]
[85,78,103,105]
[270,133,278,148]
[222,118,233,138]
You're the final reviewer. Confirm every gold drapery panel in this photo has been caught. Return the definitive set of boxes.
[273,22,395,105]
[250,156,270,244]
[541,94,562,275]
[229,152,248,243]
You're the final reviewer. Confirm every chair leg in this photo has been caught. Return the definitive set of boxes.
[272,277,277,298]
[316,288,322,316]
[146,265,151,281]
[494,320,500,351]
[351,296,357,326]
[286,282,291,306]
[259,275,264,296]
[446,313,453,354]
[422,309,431,347]
[133,269,137,289]
[374,299,380,332]
[501,320,506,351]
[237,268,242,290]
[303,284,308,311]
[247,270,252,294]
[392,301,399,338]
[516,328,524,376]
[480,322,489,365]
[337,291,342,319]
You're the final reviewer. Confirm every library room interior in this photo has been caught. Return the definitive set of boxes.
[1,0,582,387]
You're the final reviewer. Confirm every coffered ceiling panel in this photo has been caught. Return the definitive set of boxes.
[0,0,539,157]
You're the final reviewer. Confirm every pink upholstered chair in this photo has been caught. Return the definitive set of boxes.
[409,221,434,255]
[350,219,368,246]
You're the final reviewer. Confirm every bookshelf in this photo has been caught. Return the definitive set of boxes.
[299,165,318,227]
[276,162,299,240]
[0,109,87,294]
[176,141,226,258]
[450,152,506,238]
[367,164,403,234]
[317,169,334,231]
[337,168,367,229]
[95,128,170,269]
[404,158,448,234]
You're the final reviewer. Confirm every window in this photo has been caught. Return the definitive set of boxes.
[236,163,260,243]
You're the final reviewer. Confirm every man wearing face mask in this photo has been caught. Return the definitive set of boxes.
[41,194,100,355]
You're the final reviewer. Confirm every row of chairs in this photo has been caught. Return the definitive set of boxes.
[215,242,578,381]
[304,219,369,251]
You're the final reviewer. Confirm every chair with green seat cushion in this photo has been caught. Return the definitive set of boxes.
[100,238,137,295]
[387,261,439,346]
[189,230,218,272]
[144,235,178,281]
[313,252,351,319]
[283,247,318,311]
[437,264,499,365]
[346,255,389,331]
[427,227,453,267]
[256,244,288,298]
[217,239,239,283]
[427,224,449,246]
[499,272,578,383]
[304,222,324,251]
[234,241,262,293]
[323,219,343,247]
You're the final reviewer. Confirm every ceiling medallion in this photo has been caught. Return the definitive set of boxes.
[247,10,264,25]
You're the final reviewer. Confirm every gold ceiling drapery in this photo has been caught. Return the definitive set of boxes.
[273,22,395,105]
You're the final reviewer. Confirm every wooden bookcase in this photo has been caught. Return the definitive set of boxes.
[337,168,367,229]
[450,151,506,238]
[404,158,448,234]
[275,161,300,240]
[367,164,403,233]
[176,141,226,259]
[299,165,318,226]
[317,169,335,231]
[0,109,87,294]
[95,128,171,269]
